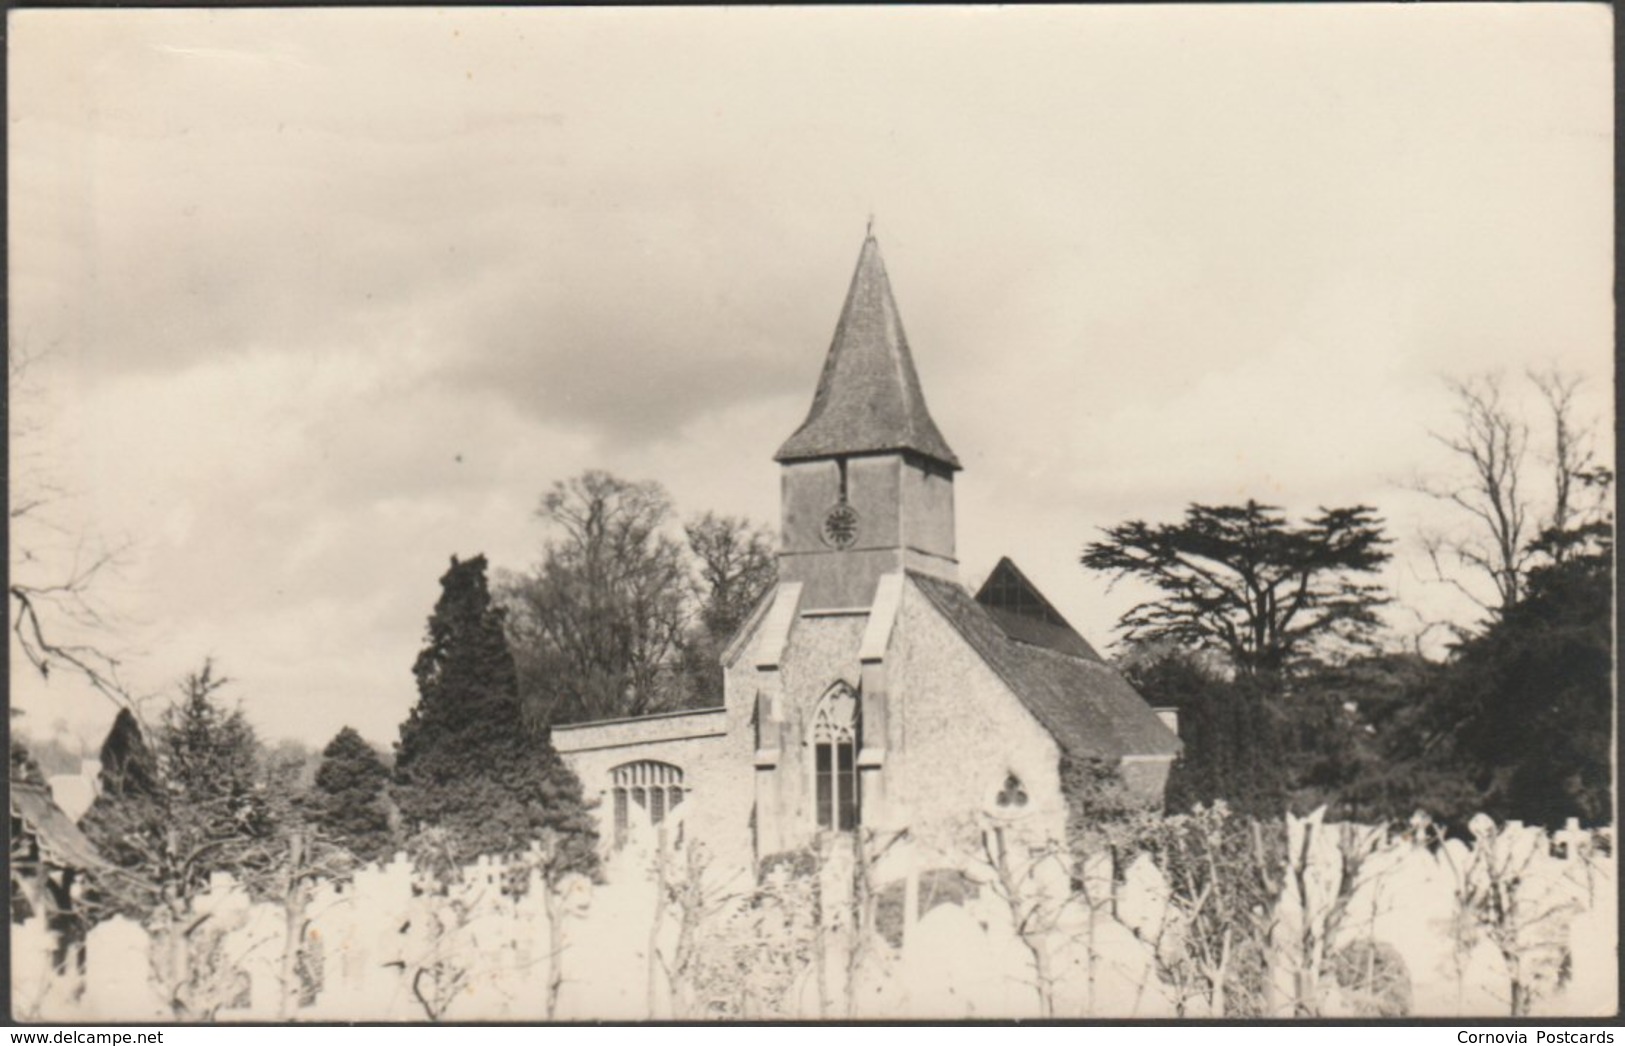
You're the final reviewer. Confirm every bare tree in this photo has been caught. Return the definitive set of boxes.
[646,841,754,1018]
[269,828,350,1018]
[394,826,499,1022]
[675,849,818,1018]
[1419,375,1531,613]
[1128,804,1286,1017]
[978,823,1067,1016]
[841,826,908,1018]
[502,471,694,725]
[1436,816,1581,1017]
[9,347,136,709]
[685,512,776,641]
[1270,809,1386,1017]
[1419,371,1610,617]
[1527,368,1611,552]
[679,513,777,704]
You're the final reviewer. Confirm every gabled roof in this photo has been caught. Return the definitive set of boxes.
[9,781,113,873]
[775,235,961,470]
[720,582,782,670]
[910,572,1181,761]
[975,557,1103,662]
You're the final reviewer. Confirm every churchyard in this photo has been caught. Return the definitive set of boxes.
[13,808,1615,1021]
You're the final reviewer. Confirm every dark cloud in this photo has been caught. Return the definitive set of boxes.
[444,260,819,445]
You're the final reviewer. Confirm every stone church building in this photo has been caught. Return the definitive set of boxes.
[554,234,1180,868]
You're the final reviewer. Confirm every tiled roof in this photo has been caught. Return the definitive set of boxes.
[9,781,113,872]
[775,235,961,469]
[975,557,1103,662]
[911,572,1181,761]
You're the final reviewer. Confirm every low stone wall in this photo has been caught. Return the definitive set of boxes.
[552,707,729,755]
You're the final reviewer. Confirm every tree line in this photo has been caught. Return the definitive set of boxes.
[31,473,778,984]
[502,470,776,726]
[10,367,1611,965]
[1085,370,1612,830]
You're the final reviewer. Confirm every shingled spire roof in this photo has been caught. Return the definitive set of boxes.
[775,234,961,469]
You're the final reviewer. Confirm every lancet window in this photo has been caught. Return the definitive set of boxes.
[813,684,861,831]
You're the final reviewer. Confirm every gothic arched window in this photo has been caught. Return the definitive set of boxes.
[813,684,861,831]
[610,760,685,849]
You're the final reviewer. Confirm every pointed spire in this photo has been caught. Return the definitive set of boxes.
[775,233,961,469]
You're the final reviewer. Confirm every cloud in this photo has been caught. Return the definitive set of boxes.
[8,6,1611,748]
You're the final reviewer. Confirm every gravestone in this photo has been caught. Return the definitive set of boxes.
[82,917,165,1020]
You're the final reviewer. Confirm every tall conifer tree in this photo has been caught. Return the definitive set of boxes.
[394,555,598,874]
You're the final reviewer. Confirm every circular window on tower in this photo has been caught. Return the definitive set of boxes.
[821,502,860,549]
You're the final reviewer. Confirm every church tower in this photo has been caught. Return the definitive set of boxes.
[556,231,1180,873]
[775,234,960,610]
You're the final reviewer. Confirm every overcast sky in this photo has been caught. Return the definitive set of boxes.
[10,6,1612,755]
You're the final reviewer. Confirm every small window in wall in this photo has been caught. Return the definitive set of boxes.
[813,684,861,832]
[610,761,685,849]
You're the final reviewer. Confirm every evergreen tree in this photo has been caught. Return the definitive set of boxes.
[96,707,159,798]
[80,662,279,918]
[1277,653,1455,823]
[1392,520,1613,828]
[394,555,598,875]
[1083,501,1391,676]
[161,662,275,844]
[310,727,395,865]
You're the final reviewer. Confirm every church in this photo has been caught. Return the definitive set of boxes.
[553,234,1181,868]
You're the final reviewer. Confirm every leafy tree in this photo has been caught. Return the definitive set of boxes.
[1125,649,1286,818]
[394,554,598,875]
[1082,501,1391,677]
[503,472,693,725]
[678,512,777,705]
[310,727,396,865]
[1399,519,1613,827]
[1275,653,1454,823]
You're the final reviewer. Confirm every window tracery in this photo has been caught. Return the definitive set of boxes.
[813,684,861,831]
[610,760,685,849]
